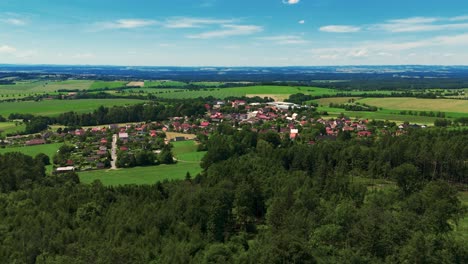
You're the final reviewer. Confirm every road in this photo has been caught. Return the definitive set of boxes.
[110,134,117,169]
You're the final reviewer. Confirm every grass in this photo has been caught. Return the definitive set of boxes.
[0,99,146,117]
[144,80,187,87]
[0,143,62,173]
[90,81,127,90]
[318,106,442,124]
[358,97,468,113]
[0,122,26,136]
[0,80,94,96]
[124,86,339,100]
[79,140,206,186]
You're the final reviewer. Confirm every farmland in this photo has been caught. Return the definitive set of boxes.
[90,81,127,90]
[0,98,146,117]
[0,80,94,96]
[79,140,205,186]
[358,98,468,113]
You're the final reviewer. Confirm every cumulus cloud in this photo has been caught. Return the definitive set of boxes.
[187,24,263,39]
[283,0,300,4]
[319,25,361,33]
[298,20,305,24]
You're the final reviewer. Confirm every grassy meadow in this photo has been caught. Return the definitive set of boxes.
[0,98,146,117]
[0,122,26,136]
[0,143,62,173]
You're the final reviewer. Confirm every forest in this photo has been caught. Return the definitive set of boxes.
[0,127,466,263]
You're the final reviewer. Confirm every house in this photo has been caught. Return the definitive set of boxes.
[173,137,186,142]
[25,139,46,146]
[55,166,75,173]
[118,132,129,139]
[100,138,108,144]
[200,121,210,128]
[357,131,372,137]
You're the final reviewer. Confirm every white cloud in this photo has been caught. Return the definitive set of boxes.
[319,25,361,33]
[187,24,262,39]
[310,33,468,61]
[298,20,305,24]
[97,19,157,30]
[164,17,235,28]
[0,45,16,54]
[283,0,300,4]
[72,53,95,59]
[370,15,468,33]
[2,18,27,26]
[259,35,308,45]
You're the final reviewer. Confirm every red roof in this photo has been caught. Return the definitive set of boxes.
[358,131,372,137]
[120,146,128,151]
[200,121,210,127]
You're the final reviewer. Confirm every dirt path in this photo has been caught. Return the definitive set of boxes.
[110,134,117,169]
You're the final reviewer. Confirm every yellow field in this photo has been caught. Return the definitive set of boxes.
[358,98,468,113]
[316,97,362,106]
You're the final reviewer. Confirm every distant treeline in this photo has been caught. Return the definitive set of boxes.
[329,103,378,112]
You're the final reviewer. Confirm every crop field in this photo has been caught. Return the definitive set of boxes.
[90,81,127,90]
[79,141,205,185]
[144,80,187,87]
[319,106,442,124]
[0,80,94,96]
[358,98,468,113]
[0,99,146,117]
[315,97,362,106]
[124,86,340,100]
[0,143,62,173]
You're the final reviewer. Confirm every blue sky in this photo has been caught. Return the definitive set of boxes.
[1,0,468,66]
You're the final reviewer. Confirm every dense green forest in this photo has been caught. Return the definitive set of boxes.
[0,128,467,263]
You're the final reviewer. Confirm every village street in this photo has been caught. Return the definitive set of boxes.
[110,134,117,169]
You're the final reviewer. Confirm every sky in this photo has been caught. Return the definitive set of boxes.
[1,0,468,66]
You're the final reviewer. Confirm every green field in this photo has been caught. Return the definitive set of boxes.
[144,80,187,87]
[0,99,146,117]
[0,80,94,96]
[358,98,468,113]
[79,140,205,186]
[125,85,340,99]
[90,81,128,90]
[0,122,26,136]
[318,106,442,124]
[0,143,62,173]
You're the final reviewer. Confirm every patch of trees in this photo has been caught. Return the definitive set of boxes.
[399,110,446,118]
[285,93,314,105]
[0,127,466,262]
[329,102,378,111]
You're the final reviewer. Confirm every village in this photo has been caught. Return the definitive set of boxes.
[0,99,425,173]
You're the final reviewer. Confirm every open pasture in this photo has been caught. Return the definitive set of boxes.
[0,99,146,117]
